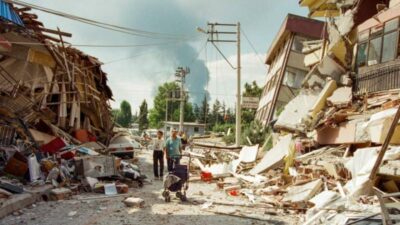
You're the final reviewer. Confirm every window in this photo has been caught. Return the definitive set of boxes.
[356,17,400,68]
[356,42,368,67]
[382,32,398,62]
[283,67,307,89]
[283,70,296,87]
[385,18,399,33]
[194,127,199,132]
[368,37,382,65]
[292,36,307,52]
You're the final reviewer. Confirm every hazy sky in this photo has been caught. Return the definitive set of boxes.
[22,0,307,112]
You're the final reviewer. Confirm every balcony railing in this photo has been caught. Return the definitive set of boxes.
[354,59,400,95]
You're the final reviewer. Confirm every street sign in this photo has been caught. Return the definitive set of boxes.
[242,96,259,109]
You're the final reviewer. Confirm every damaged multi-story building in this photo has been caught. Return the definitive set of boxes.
[354,0,400,94]
[255,14,325,126]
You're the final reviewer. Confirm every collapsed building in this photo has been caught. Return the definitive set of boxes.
[187,0,400,224]
[0,1,132,218]
[0,1,114,148]
[257,0,400,223]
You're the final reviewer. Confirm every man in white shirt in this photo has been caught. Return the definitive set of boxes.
[152,130,165,180]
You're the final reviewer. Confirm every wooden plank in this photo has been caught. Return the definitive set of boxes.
[34,27,72,37]
[15,7,32,12]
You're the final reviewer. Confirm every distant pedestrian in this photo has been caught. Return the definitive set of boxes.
[152,130,165,180]
[164,129,182,172]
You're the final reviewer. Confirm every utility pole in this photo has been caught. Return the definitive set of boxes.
[200,22,241,146]
[236,23,241,148]
[175,67,190,132]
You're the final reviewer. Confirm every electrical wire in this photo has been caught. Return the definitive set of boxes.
[211,42,236,69]
[0,40,189,48]
[240,27,266,67]
[6,0,201,41]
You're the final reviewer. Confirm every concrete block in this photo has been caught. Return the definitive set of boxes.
[123,197,144,208]
[0,193,36,218]
[50,188,72,201]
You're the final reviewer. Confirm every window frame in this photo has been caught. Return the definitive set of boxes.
[356,17,400,68]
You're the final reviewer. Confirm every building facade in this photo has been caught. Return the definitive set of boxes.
[256,14,325,126]
[354,1,400,95]
[164,121,206,138]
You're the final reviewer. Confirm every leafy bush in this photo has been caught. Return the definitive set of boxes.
[240,120,269,145]
[212,123,235,133]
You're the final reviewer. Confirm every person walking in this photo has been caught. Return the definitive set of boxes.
[164,129,182,172]
[152,130,165,180]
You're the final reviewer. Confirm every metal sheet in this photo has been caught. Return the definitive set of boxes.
[0,1,24,26]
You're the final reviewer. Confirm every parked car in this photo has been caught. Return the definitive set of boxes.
[108,133,141,158]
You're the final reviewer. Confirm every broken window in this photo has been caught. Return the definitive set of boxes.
[283,67,306,89]
[368,37,382,66]
[283,70,295,87]
[356,42,368,67]
[194,127,199,132]
[291,35,307,52]
[382,32,398,62]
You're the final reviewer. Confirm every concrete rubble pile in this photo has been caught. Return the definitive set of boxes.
[187,1,400,224]
[0,1,143,218]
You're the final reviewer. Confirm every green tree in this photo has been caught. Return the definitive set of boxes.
[193,104,200,122]
[149,82,180,128]
[208,99,226,130]
[138,100,149,131]
[116,100,132,127]
[171,102,196,122]
[149,82,196,128]
[131,111,138,123]
[242,81,263,125]
[111,109,120,121]
[199,95,209,124]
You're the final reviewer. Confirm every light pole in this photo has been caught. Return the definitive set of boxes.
[198,22,241,146]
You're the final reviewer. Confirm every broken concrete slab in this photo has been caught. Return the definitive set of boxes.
[238,144,259,163]
[310,79,337,119]
[0,184,52,219]
[316,119,370,145]
[304,48,323,67]
[309,190,340,209]
[250,134,292,175]
[318,54,347,80]
[365,108,400,144]
[203,163,232,177]
[283,179,323,203]
[0,193,36,219]
[327,87,352,107]
[275,90,320,132]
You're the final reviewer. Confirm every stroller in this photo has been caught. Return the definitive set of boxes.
[162,154,190,202]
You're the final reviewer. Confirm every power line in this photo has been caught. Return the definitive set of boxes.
[240,27,266,67]
[0,40,189,48]
[7,0,200,41]
[211,42,236,69]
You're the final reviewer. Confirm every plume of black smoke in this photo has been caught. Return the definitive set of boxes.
[164,43,210,105]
